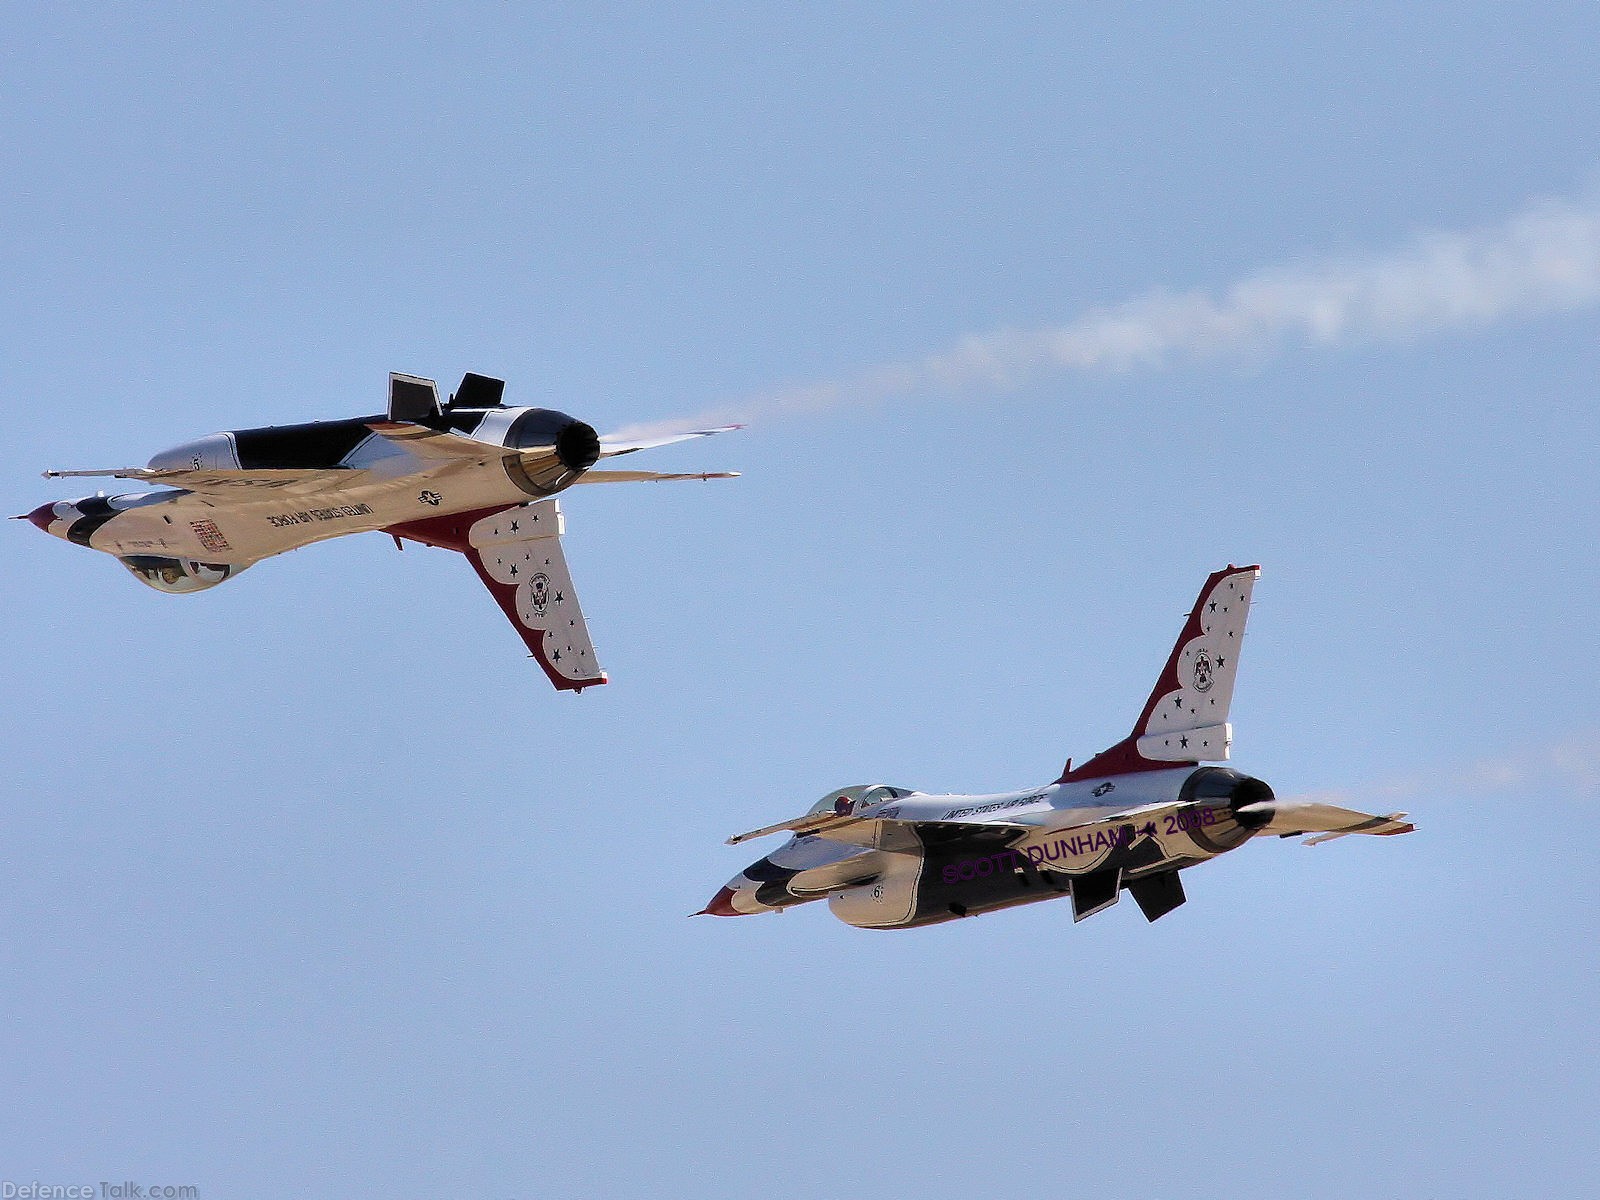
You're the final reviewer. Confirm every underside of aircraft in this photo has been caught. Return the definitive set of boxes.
[23,372,738,690]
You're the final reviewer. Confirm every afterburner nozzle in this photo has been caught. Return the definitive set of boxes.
[1227,775,1278,831]
[555,420,601,473]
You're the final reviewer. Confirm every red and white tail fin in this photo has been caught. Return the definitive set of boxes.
[385,499,607,692]
[1062,565,1259,782]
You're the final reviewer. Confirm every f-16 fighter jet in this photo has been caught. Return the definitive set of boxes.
[21,372,737,691]
[704,565,1413,927]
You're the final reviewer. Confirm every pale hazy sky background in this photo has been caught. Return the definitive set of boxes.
[5,5,1598,1197]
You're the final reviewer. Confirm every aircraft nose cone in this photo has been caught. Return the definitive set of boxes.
[20,502,58,533]
[697,886,743,917]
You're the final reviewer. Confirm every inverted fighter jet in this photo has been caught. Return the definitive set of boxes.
[21,372,737,691]
[704,565,1413,927]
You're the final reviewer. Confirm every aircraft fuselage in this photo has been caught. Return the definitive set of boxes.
[708,766,1274,928]
[25,409,595,592]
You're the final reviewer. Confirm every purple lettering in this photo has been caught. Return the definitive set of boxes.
[958,861,976,880]
[1026,845,1045,864]
[975,857,993,876]
[942,864,959,884]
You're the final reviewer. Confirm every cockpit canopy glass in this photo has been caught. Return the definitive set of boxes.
[119,555,238,595]
[804,784,913,816]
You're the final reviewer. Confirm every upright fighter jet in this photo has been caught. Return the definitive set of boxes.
[704,566,1413,927]
[21,372,737,691]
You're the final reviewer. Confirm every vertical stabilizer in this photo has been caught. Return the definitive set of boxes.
[385,499,607,692]
[1062,565,1259,782]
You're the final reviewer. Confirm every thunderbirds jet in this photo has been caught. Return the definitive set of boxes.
[703,565,1414,928]
[21,372,737,691]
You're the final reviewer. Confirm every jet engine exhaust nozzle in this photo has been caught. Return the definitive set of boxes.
[556,421,601,474]
[1226,775,1278,831]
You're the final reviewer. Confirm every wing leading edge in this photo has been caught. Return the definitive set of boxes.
[385,499,606,692]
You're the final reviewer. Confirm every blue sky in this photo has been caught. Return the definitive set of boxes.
[4,4,1598,1197]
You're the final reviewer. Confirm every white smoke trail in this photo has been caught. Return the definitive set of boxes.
[612,186,1600,440]
[1289,731,1600,809]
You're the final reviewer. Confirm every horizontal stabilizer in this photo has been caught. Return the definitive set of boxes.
[1237,799,1415,842]
[598,424,743,458]
[1302,811,1415,844]
[575,470,741,484]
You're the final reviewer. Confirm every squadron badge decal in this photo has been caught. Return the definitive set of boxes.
[529,572,551,616]
[1191,647,1215,692]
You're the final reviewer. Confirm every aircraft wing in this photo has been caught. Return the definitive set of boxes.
[728,809,1032,852]
[365,421,524,463]
[44,466,359,494]
[385,498,606,692]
